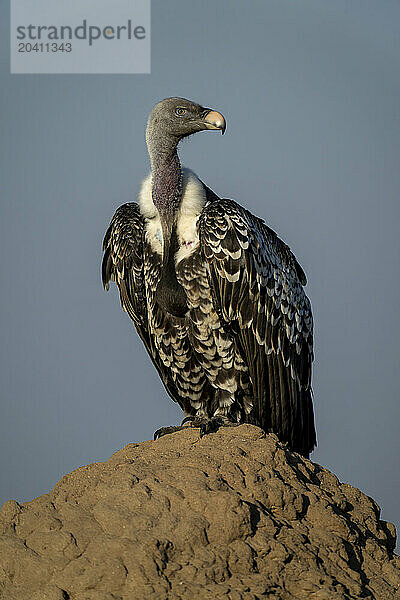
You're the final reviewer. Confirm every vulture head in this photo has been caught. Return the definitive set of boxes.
[146,97,226,151]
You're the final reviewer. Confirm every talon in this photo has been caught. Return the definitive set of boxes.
[154,425,190,440]
[180,416,196,426]
[197,416,234,437]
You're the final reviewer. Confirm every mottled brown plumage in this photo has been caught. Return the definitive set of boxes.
[102,98,316,457]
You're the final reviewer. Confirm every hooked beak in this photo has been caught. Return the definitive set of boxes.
[203,109,226,134]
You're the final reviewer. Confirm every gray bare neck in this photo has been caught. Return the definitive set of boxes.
[146,124,182,218]
[151,151,182,218]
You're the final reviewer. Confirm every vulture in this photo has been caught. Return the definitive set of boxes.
[102,97,316,457]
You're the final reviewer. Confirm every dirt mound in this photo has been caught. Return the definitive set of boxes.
[0,425,399,599]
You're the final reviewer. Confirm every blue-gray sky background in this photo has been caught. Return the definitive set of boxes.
[1,0,399,549]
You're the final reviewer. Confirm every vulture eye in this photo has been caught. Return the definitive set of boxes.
[175,107,187,116]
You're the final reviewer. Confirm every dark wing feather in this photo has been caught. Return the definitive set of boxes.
[200,199,316,456]
[102,203,147,326]
[102,203,180,403]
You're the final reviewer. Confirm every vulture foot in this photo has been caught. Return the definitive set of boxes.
[182,415,240,437]
[153,425,190,440]
[154,416,240,440]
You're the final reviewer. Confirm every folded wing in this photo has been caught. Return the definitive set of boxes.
[200,199,316,456]
[102,203,180,404]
